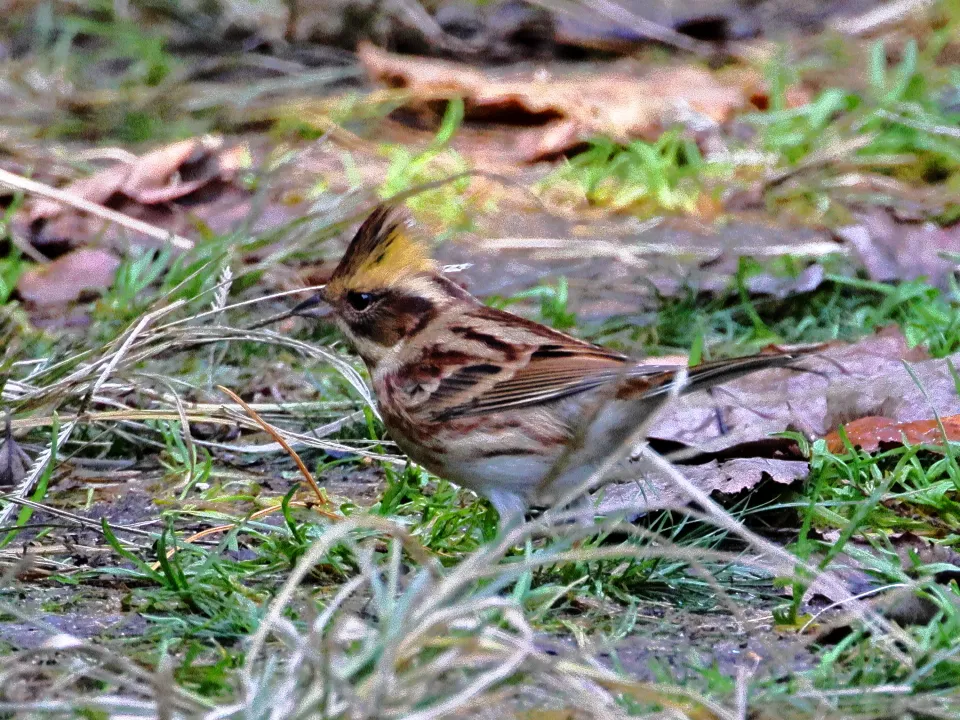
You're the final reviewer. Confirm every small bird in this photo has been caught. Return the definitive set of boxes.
[301,204,807,525]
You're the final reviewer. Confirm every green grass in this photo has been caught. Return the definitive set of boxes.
[541,27,960,223]
[2,2,960,715]
[542,130,728,215]
[7,238,960,714]
[587,276,960,360]
[0,252,25,306]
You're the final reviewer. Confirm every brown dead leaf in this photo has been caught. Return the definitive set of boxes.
[359,42,771,160]
[121,137,223,204]
[598,457,809,514]
[836,209,960,288]
[649,328,939,455]
[29,168,129,221]
[16,248,121,306]
[824,414,960,454]
[25,136,248,250]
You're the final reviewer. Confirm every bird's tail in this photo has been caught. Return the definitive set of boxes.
[636,344,825,402]
[682,350,808,392]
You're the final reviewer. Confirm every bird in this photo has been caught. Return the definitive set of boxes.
[296,204,809,526]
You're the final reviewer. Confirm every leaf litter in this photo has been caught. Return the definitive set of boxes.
[16,247,121,307]
[836,207,960,288]
[358,41,803,160]
[21,135,250,253]
[600,328,960,513]
[823,413,960,453]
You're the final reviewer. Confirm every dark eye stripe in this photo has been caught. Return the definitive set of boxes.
[342,291,438,347]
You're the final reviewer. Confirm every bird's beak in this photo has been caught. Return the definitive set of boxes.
[248,288,330,330]
[290,287,330,319]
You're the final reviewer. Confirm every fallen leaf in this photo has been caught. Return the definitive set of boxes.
[648,328,939,455]
[824,414,960,454]
[359,42,775,160]
[24,136,249,250]
[29,169,129,221]
[597,457,809,514]
[16,248,121,306]
[836,209,960,288]
[121,137,223,204]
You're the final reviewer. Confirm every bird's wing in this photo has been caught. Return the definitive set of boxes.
[397,302,810,422]
[428,344,805,421]
[426,339,644,421]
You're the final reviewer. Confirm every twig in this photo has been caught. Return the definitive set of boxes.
[875,108,960,140]
[0,167,194,250]
[393,0,474,54]
[832,0,935,35]
[0,496,155,542]
[0,302,184,527]
[530,0,712,56]
[217,385,335,512]
[181,503,309,544]
[150,501,318,570]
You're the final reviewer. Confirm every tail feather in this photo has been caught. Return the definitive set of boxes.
[641,345,824,401]
[682,352,803,393]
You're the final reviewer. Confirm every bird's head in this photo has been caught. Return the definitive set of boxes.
[312,205,466,367]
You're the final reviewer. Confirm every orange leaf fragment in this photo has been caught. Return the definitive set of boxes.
[824,414,960,454]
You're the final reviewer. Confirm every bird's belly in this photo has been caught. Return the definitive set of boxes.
[382,408,566,501]
[393,429,559,497]
[382,395,656,507]
[446,454,556,496]
[527,395,661,503]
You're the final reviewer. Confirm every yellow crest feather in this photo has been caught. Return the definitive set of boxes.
[328,205,436,293]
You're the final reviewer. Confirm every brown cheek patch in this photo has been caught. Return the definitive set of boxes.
[350,313,403,346]
[392,294,438,337]
[348,293,437,347]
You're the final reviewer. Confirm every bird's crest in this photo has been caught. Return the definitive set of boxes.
[328,204,436,293]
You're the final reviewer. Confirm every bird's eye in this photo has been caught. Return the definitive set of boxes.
[346,291,375,312]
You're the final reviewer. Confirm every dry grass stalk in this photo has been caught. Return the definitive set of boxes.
[0,167,194,250]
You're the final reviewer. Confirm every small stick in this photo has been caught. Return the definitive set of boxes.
[832,0,934,35]
[0,167,194,251]
[217,385,332,508]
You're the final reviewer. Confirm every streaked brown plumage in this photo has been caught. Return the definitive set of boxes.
[309,205,807,524]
